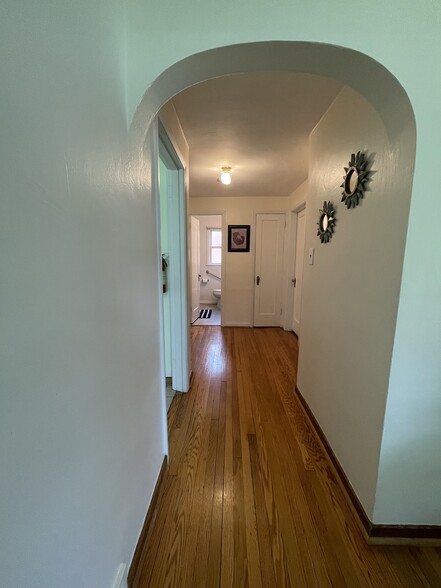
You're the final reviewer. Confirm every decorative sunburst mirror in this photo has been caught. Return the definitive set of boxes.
[317,201,336,244]
[341,151,369,209]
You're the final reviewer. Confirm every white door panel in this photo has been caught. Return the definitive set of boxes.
[254,214,285,327]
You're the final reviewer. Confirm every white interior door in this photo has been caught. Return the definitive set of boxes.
[190,216,201,323]
[292,208,306,334]
[254,213,286,327]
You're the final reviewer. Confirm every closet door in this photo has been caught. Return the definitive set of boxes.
[253,213,286,327]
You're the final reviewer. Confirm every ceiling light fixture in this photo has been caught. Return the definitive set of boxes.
[219,166,232,185]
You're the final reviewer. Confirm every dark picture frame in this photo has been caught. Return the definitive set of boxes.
[227,225,250,252]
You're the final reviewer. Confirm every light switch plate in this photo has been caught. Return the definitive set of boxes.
[308,247,314,265]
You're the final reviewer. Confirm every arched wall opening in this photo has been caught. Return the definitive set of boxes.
[129,41,417,525]
[130,41,415,154]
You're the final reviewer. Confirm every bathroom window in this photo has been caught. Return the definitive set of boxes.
[207,228,222,265]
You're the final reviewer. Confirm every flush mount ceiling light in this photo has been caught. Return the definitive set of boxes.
[218,166,232,185]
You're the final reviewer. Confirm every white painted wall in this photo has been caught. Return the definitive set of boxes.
[192,215,222,304]
[190,197,290,326]
[289,181,308,211]
[297,86,415,519]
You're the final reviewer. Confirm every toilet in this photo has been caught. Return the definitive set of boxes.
[212,288,221,309]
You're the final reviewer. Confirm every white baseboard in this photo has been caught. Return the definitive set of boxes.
[111,563,127,588]
[223,322,251,327]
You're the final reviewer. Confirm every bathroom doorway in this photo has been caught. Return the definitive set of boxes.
[190,214,223,326]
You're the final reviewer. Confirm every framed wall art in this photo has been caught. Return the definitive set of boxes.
[227,225,250,252]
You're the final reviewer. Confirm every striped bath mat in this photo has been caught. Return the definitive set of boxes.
[199,308,212,319]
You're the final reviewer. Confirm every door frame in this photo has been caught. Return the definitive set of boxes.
[283,202,306,331]
[157,120,190,394]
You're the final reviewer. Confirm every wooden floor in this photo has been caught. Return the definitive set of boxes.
[131,327,441,588]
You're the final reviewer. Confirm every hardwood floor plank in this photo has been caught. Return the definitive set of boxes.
[236,371,262,588]
[248,433,278,588]
[221,331,235,588]
[247,361,321,587]
[231,363,242,460]
[148,368,212,587]
[130,326,441,588]
[167,392,182,433]
[182,417,219,588]
[409,547,441,587]
[385,547,436,588]
[238,336,311,587]
[206,382,227,588]
[232,457,248,587]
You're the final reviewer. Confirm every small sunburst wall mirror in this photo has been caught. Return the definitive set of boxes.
[317,201,336,243]
[341,151,369,209]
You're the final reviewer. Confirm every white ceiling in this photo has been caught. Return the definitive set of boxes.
[171,72,342,198]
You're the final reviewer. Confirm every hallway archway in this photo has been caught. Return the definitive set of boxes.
[130,41,415,152]
[129,40,419,527]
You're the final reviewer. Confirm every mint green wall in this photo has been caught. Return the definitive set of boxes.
[0,2,166,586]
[126,0,440,123]
[126,1,441,525]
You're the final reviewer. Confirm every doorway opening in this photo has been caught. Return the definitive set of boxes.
[158,121,190,413]
[190,214,223,326]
